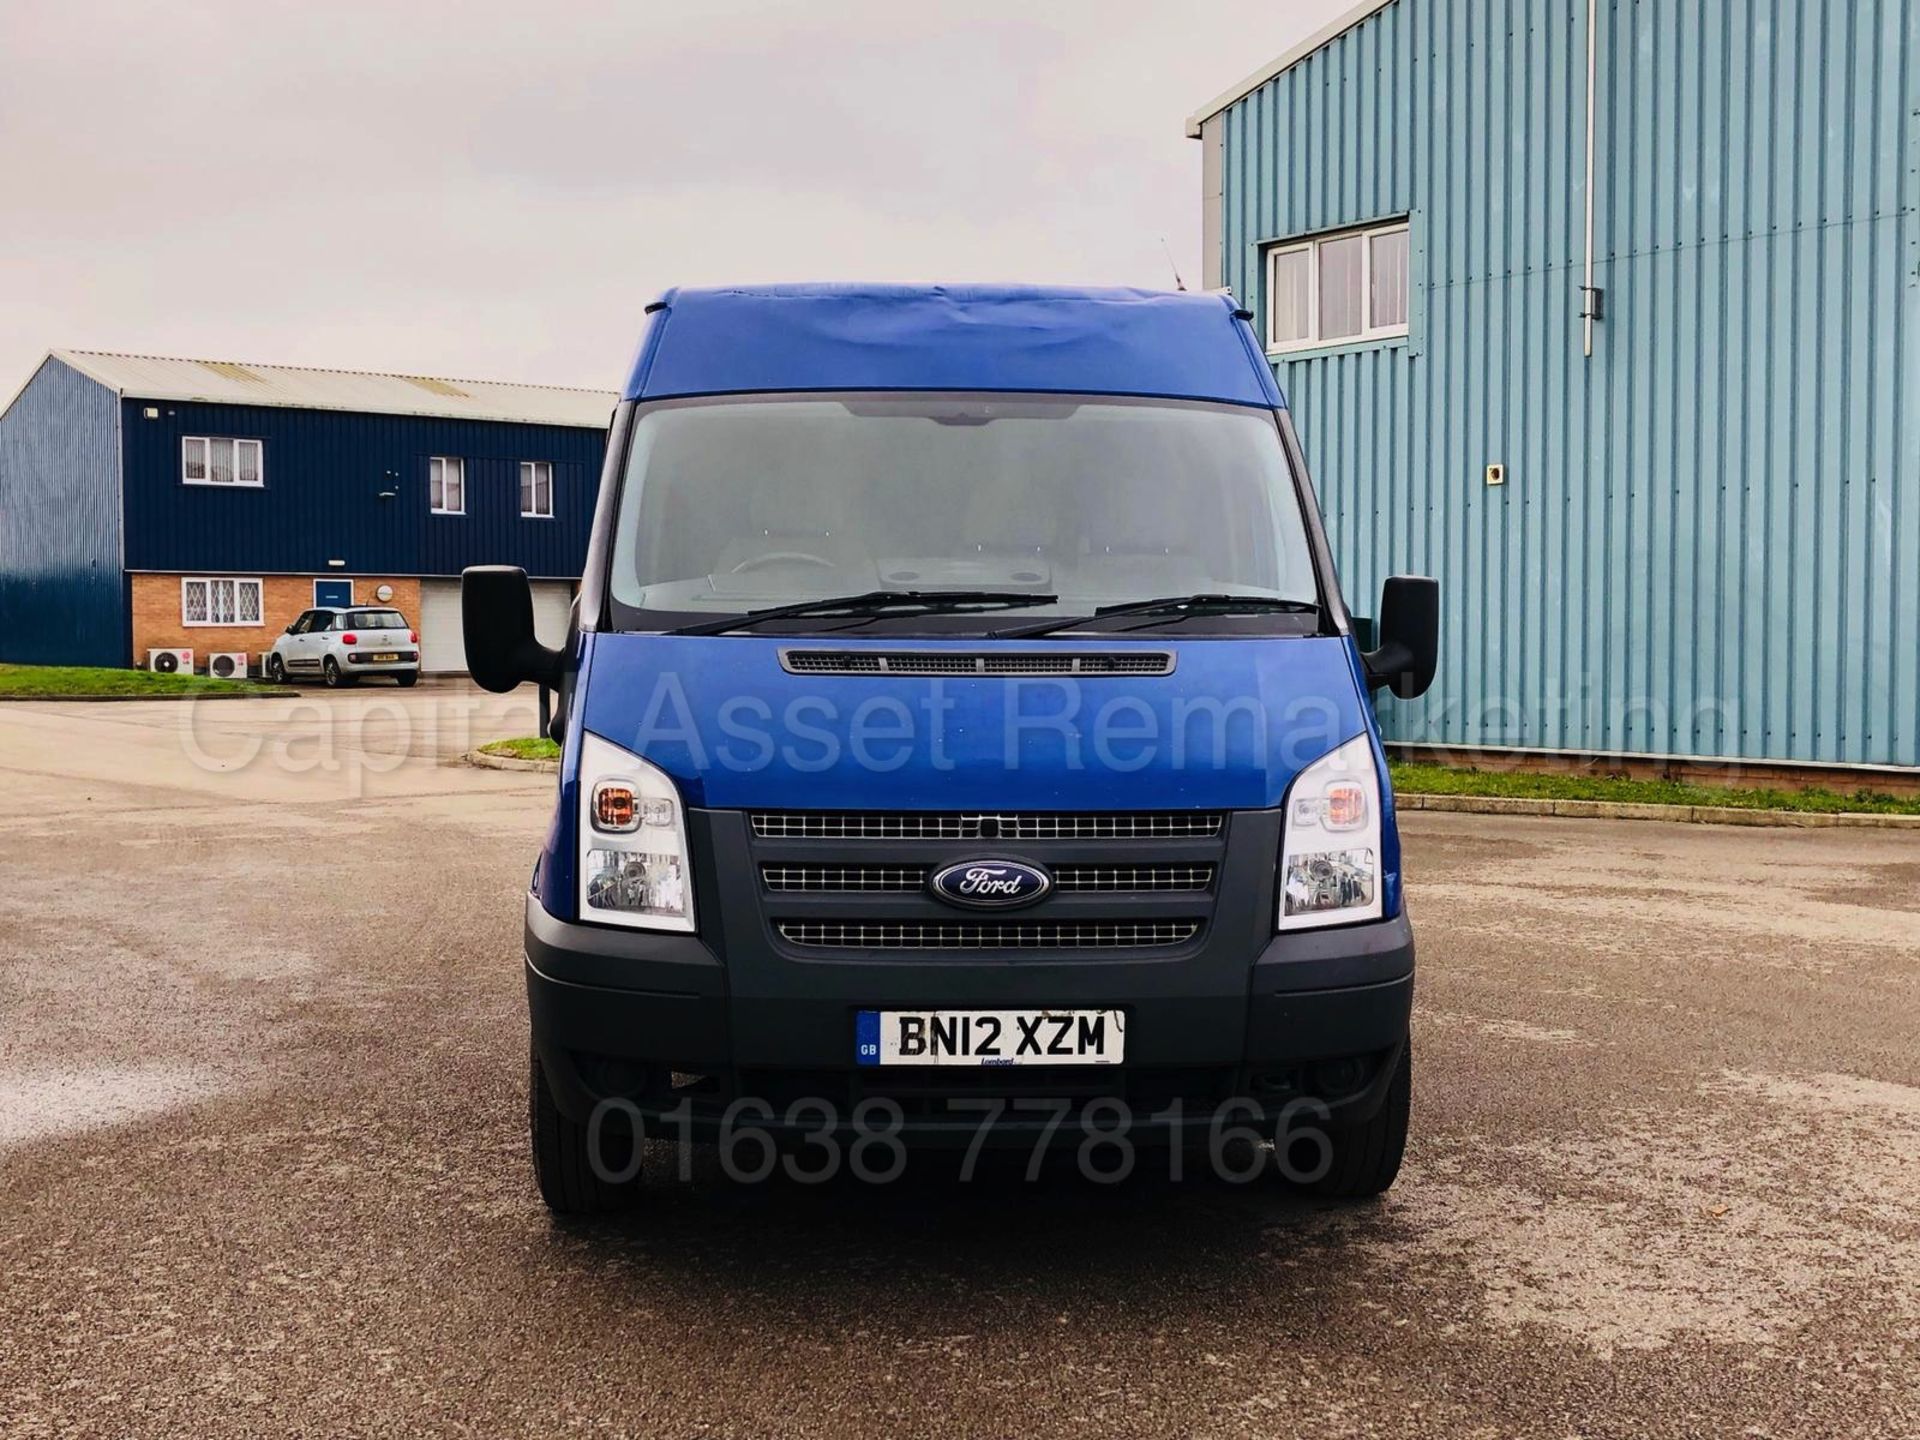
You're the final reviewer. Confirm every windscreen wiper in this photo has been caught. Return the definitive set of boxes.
[669,590,1058,636]
[990,593,1319,640]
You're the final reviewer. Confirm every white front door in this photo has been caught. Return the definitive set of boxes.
[285,611,323,672]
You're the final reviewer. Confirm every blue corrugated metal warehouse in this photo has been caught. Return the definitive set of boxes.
[0,351,613,671]
[1191,0,1919,772]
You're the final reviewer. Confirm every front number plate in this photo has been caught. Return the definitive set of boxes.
[855,1009,1124,1067]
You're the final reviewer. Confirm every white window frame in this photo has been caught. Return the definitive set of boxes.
[1265,219,1410,356]
[519,460,555,519]
[429,456,465,515]
[181,577,264,627]
[181,436,264,487]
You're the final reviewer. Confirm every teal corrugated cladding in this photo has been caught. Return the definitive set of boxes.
[1216,0,1920,767]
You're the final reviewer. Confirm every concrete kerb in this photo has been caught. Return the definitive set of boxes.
[1398,792,1920,829]
[463,749,560,774]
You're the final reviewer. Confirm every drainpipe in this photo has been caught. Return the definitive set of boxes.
[1581,0,1601,357]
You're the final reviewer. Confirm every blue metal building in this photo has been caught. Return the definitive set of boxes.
[0,351,612,671]
[1190,0,1919,772]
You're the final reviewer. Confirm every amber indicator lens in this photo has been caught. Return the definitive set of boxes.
[592,782,639,833]
[1323,782,1368,831]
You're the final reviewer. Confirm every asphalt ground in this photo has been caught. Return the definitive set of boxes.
[1,688,1915,1437]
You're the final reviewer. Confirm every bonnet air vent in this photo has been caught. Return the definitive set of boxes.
[780,650,1175,677]
[750,811,1224,841]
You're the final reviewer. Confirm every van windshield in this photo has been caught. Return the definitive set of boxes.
[607,393,1321,632]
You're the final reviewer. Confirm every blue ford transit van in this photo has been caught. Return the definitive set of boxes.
[464,284,1438,1213]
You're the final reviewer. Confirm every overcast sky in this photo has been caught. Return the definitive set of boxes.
[0,0,1349,397]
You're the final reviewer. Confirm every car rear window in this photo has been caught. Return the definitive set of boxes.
[345,610,408,630]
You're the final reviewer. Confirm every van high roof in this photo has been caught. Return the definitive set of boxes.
[623,283,1285,411]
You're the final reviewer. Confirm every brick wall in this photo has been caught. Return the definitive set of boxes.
[130,574,423,671]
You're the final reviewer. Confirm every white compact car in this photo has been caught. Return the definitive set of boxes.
[266,606,421,687]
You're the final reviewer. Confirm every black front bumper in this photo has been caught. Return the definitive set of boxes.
[525,895,1413,1140]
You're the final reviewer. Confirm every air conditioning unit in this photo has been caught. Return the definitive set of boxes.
[147,647,194,675]
[207,651,249,680]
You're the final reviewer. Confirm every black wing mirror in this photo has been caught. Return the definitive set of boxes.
[1362,575,1439,699]
[463,565,562,693]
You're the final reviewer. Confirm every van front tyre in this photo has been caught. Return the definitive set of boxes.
[1280,1043,1410,1200]
[529,1043,642,1216]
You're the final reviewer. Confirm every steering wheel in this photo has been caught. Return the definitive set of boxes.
[729,552,837,573]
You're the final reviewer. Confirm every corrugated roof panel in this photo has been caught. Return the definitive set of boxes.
[401,376,472,399]
[197,360,269,385]
[47,349,614,429]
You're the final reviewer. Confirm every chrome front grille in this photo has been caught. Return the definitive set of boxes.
[1055,863,1215,892]
[775,920,1203,950]
[750,809,1226,954]
[760,862,1216,893]
[750,811,1224,841]
[763,864,928,892]
[780,649,1174,677]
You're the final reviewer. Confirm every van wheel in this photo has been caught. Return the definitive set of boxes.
[529,1042,642,1216]
[1279,1043,1410,1200]
[322,656,352,688]
[265,654,286,684]
[395,672,419,688]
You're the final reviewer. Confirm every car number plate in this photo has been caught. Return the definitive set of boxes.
[371,652,400,662]
[855,1008,1124,1067]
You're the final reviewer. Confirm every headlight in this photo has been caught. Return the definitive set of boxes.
[1278,734,1383,930]
[578,732,695,932]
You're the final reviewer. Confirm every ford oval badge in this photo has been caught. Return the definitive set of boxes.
[929,859,1053,910]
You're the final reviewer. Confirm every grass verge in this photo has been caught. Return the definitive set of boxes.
[478,736,562,762]
[1388,760,1920,816]
[0,663,271,698]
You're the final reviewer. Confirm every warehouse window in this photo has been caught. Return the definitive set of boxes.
[182,436,263,487]
[520,460,554,518]
[430,456,465,515]
[181,577,263,627]
[1266,220,1409,354]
